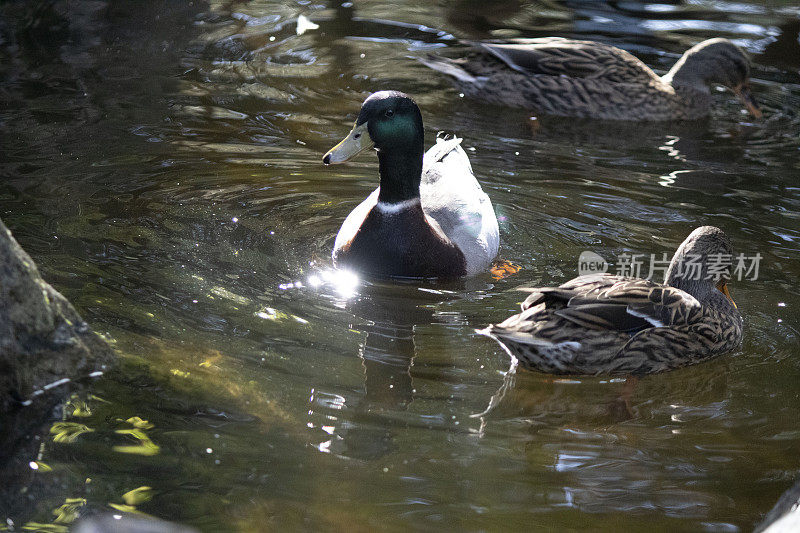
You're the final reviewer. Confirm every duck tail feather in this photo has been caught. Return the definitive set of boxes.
[427,135,464,163]
[418,54,478,83]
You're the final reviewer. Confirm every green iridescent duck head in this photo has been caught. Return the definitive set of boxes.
[323,91,424,164]
[323,91,426,204]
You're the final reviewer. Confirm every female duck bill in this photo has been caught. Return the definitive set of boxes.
[734,83,761,118]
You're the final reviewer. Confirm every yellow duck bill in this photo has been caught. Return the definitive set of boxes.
[717,280,737,308]
[323,122,372,165]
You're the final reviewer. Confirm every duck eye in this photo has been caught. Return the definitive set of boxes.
[385,109,394,118]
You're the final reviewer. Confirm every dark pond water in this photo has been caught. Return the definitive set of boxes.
[1,0,800,531]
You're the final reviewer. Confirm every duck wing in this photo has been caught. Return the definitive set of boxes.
[420,136,499,275]
[468,38,660,85]
[510,273,701,335]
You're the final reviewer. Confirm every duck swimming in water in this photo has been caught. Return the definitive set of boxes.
[422,38,761,121]
[481,226,743,375]
[324,91,499,280]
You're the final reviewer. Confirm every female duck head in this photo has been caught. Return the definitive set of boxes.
[665,226,737,309]
[323,91,424,164]
[665,38,761,117]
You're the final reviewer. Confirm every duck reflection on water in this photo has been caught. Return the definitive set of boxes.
[308,280,463,460]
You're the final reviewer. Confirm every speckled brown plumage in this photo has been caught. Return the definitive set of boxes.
[481,227,744,376]
[422,37,759,121]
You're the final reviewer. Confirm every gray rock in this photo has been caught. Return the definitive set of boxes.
[0,216,114,412]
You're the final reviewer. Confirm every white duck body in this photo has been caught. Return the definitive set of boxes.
[333,136,499,277]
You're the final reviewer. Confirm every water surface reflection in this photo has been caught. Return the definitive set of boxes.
[1,0,799,530]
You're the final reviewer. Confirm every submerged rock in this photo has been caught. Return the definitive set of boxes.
[0,217,114,413]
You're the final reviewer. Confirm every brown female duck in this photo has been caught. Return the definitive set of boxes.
[480,227,743,375]
[422,38,761,121]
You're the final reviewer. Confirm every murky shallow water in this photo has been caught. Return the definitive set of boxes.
[1,0,800,530]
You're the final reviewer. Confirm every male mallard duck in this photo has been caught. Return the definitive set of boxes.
[481,226,743,375]
[422,38,761,121]
[323,91,499,279]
